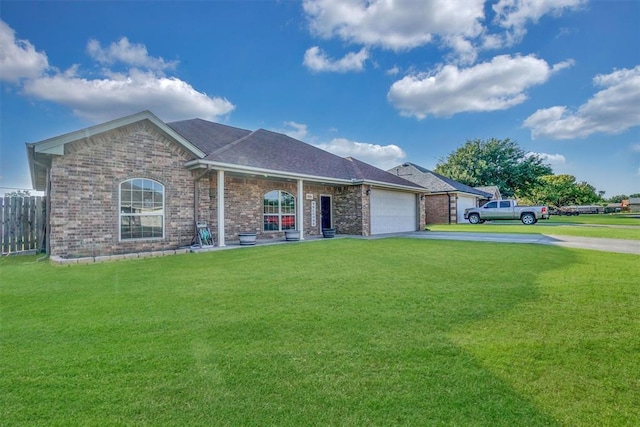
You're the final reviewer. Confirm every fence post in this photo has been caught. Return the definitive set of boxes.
[1,197,8,253]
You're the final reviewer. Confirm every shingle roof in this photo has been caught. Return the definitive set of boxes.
[168,118,424,190]
[168,119,251,154]
[345,157,422,187]
[390,162,491,197]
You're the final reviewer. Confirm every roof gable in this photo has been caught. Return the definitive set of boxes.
[26,111,206,190]
[29,111,205,158]
[389,162,491,197]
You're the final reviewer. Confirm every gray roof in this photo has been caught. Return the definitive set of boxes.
[389,162,492,198]
[474,185,501,198]
[27,111,424,192]
[168,119,251,154]
[169,118,423,190]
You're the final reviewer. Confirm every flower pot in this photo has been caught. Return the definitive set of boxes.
[322,228,335,238]
[238,233,257,245]
[285,230,301,241]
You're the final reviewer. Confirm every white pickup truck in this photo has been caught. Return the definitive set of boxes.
[464,199,549,225]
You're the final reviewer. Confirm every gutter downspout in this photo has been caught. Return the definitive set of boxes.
[32,157,51,254]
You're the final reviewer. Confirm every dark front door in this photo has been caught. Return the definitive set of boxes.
[320,196,332,229]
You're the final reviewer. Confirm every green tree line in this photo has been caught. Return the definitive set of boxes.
[434,138,638,207]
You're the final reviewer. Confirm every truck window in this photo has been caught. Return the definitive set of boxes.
[484,201,498,208]
[499,201,511,208]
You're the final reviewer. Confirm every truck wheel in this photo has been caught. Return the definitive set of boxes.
[521,213,536,225]
[468,213,481,224]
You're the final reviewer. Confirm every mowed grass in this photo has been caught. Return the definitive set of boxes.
[2,239,639,426]
[428,213,640,240]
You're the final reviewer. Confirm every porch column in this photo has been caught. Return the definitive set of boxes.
[297,179,304,240]
[217,170,225,247]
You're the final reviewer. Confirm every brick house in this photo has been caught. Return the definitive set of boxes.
[27,111,426,258]
[388,163,493,224]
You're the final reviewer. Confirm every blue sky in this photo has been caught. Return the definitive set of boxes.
[1,0,639,198]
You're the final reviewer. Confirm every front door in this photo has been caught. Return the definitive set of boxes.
[320,196,332,230]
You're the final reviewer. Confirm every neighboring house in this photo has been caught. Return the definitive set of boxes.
[27,111,426,258]
[474,185,502,204]
[388,163,493,224]
[629,198,640,213]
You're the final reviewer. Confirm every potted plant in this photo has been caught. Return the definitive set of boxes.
[284,230,301,241]
[238,232,257,245]
[322,228,335,238]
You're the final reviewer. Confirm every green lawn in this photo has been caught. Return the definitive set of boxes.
[2,239,638,426]
[427,213,640,240]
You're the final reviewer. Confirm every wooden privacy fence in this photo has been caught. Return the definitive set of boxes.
[1,196,46,254]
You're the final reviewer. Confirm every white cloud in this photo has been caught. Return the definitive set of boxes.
[0,20,48,82]
[386,65,400,76]
[528,151,566,166]
[492,0,587,46]
[303,0,485,54]
[87,37,178,72]
[0,19,235,123]
[281,121,309,140]
[303,46,369,72]
[23,68,234,123]
[523,66,640,139]
[631,143,640,153]
[387,54,571,119]
[302,0,587,65]
[315,137,406,170]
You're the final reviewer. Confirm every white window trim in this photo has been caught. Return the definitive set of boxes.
[119,178,165,241]
[263,190,296,232]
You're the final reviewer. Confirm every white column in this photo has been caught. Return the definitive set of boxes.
[297,179,304,240]
[217,170,225,247]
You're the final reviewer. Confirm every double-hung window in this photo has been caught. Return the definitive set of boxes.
[263,190,296,231]
[120,178,164,240]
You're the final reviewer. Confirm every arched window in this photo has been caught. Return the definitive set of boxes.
[263,190,296,231]
[120,178,164,240]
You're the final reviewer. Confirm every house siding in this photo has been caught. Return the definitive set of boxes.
[48,121,196,257]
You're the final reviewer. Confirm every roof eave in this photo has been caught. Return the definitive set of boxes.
[186,160,426,191]
[29,110,206,158]
[361,179,426,193]
[185,159,354,185]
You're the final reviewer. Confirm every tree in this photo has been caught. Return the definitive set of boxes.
[434,138,552,198]
[522,174,601,207]
[4,189,31,197]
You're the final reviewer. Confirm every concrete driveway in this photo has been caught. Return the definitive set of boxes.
[398,231,640,255]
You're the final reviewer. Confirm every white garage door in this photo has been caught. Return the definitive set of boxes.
[370,189,417,234]
[456,195,477,223]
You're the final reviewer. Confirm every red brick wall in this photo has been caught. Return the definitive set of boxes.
[206,175,342,240]
[334,185,369,235]
[48,121,196,257]
[425,194,452,224]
